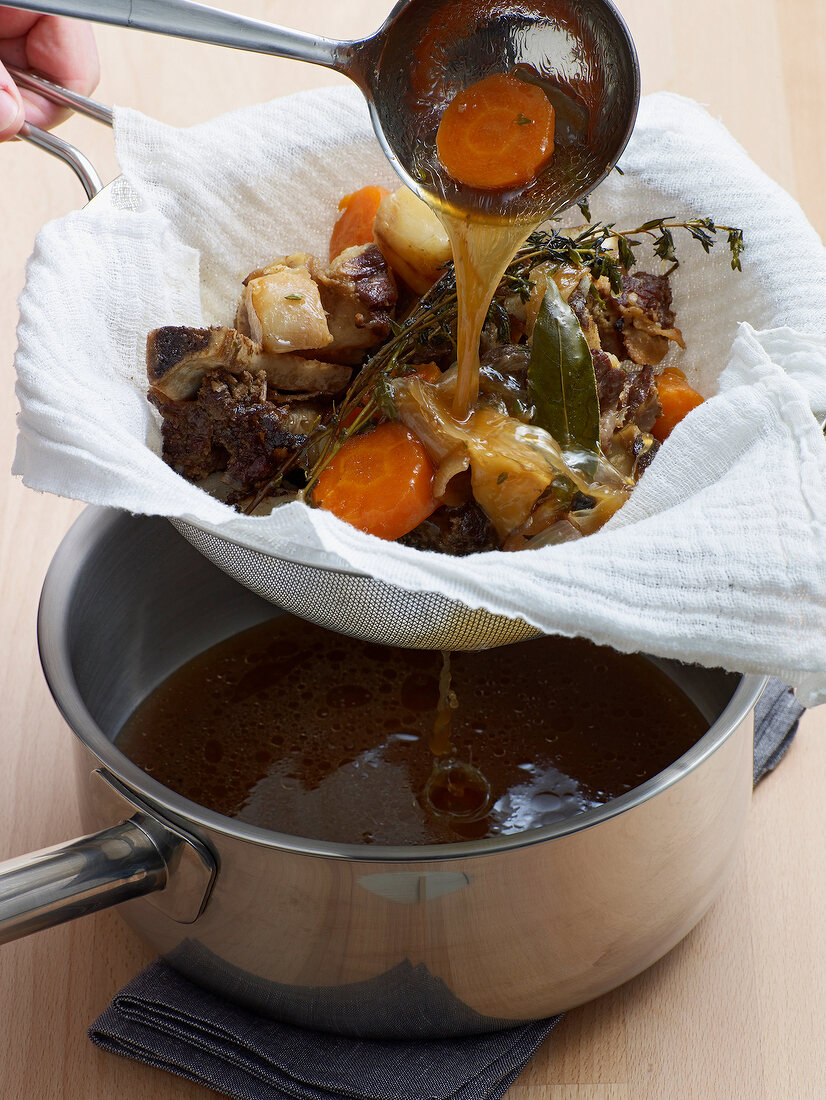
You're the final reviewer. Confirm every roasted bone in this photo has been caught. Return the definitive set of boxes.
[306,244,398,364]
[147,326,350,401]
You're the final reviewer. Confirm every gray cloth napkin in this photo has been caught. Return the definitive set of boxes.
[753,678,803,783]
[90,678,803,1100]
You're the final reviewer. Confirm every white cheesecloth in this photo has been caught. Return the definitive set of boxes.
[13,88,826,703]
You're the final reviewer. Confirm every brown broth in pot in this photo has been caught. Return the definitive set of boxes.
[115,616,708,845]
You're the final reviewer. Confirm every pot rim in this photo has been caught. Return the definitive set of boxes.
[38,505,766,864]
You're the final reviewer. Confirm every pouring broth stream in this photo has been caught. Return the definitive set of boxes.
[423,70,591,419]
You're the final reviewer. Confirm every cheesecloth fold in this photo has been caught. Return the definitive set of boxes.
[12,88,826,704]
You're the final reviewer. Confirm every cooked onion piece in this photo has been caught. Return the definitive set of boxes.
[240,261,332,354]
[373,187,452,294]
[393,372,578,537]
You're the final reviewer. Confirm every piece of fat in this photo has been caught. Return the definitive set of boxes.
[241,262,332,355]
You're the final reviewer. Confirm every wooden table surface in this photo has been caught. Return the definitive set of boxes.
[0,2,824,1097]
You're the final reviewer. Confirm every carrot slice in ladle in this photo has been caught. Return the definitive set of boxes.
[436,72,555,190]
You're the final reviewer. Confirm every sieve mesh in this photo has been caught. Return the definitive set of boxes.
[171,519,541,650]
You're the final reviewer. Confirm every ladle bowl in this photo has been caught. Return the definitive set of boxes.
[12,0,639,218]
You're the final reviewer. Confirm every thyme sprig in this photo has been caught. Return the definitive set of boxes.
[629,216,745,271]
[245,215,743,512]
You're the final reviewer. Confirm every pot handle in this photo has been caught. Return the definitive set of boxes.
[0,771,216,944]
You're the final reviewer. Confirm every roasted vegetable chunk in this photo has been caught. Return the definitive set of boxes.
[373,186,452,294]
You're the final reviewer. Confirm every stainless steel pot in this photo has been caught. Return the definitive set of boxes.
[0,506,764,1037]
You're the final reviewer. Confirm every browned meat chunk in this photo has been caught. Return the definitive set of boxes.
[591,351,661,447]
[608,424,661,480]
[582,272,684,368]
[591,348,627,413]
[589,291,626,359]
[618,365,661,434]
[632,429,660,475]
[148,369,317,489]
[616,272,685,366]
[619,272,677,327]
[567,281,601,351]
[306,244,398,364]
[480,343,531,379]
[398,502,499,555]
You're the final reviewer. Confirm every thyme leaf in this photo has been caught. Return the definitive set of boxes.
[616,234,637,272]
[653,227,677,263]
[727,227,745,271]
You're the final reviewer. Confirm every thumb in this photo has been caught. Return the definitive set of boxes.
[0,62,24,141]
[0,61,25,141]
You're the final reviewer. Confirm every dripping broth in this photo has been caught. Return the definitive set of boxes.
[115,615,709,846]
[422,74,592,418]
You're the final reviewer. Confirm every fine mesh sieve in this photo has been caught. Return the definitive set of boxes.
[170,518,540,649]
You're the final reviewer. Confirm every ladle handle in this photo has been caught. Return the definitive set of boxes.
[7,0,347,70]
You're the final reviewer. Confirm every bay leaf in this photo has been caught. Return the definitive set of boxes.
[527,279,600,470]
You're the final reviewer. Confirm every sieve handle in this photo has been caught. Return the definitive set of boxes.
[9,64,112,199]
[18,121,104,199]
[7,0,348,70]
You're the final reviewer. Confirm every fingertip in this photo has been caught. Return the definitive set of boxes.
[0,75,24,141]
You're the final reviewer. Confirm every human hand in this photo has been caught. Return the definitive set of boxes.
[0,7,98,140]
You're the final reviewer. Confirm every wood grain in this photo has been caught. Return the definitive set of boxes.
[0,2,824,1097]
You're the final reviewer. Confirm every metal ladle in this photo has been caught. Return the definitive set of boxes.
[11,0,639,218]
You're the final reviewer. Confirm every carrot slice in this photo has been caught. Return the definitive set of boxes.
[329,185,390,261]
[436,73,555,190]
[409,361,442,384]
[313,420,437,540]
[651,367,704,442]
